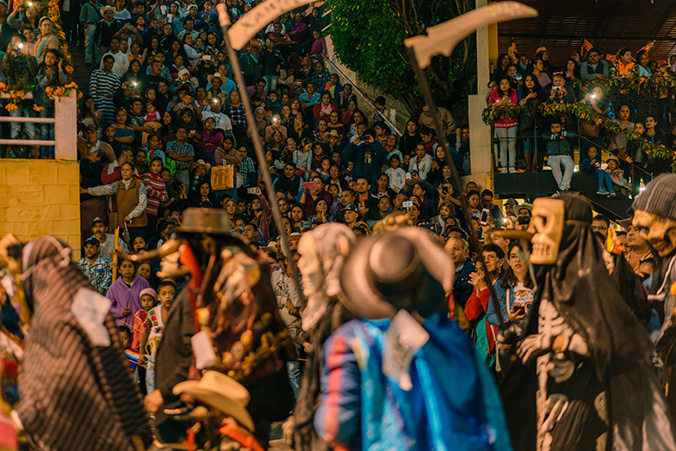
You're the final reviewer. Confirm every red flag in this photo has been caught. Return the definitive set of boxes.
[605,54,616,62]
[639,41,655,53]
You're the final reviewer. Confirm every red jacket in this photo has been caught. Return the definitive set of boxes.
[464,287,497,355]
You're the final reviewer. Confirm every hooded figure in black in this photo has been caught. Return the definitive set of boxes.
[500,194,674,451]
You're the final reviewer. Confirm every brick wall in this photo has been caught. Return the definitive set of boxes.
[0,159,81,258]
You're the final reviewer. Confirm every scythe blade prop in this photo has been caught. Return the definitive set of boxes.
[404,2,537,330]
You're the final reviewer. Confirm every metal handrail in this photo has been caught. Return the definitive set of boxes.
[490,123,655,190]
[322,56,403,136]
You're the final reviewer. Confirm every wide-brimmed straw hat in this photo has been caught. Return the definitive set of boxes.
[339,227,453,319]
[173,371,254,432]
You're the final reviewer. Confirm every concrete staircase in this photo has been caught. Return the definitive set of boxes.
[69,44,90,95]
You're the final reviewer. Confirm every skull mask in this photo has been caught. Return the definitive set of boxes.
[297,223,355,331]
[528,198,565,265]
[632,210,676,257]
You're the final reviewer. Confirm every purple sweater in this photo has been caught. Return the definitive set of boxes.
[105,275,151,327]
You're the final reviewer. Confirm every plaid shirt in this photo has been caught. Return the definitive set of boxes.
[238,156,256,187]
[166,141,195,170]
[226,103,246,126]
[76,255,113,293]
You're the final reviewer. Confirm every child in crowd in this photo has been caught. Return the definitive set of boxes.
[606,155,629,193]
[293,138,313,177]
[132,288,157,351]
[142,157,169,235]
[385,154,406,193]
[580,146,616,197]
[138,280,177,394]
[116,325,139,371]
[144,102,162,132]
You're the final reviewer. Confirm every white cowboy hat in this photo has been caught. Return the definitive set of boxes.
[173,371,254,432]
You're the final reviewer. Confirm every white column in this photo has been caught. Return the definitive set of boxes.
[54,91,78,160]
[467,0,493,190]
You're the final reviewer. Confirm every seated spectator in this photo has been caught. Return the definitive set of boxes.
[542,120,575,193]
[580,146,616,197]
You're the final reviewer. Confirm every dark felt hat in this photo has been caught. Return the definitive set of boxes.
[339,227,453,319]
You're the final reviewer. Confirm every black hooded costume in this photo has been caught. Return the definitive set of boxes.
[500,195,674,450]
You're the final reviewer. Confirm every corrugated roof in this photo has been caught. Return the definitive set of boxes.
[497,0,676,64]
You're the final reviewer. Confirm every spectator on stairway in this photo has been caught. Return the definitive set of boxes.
[4,35,37,142]
[79,123,116,162]
[614,49,635,78]
[542,119,575,193]
[100,37,129,77]
[8,3,39,40]
[80,0,101,65]
[90,54,121,125]
[0,1,16,52]
[581,146,616,197]
[418,103,456,140]
[518,73,544,172]
[34,17,58,64]
[635,50,652,78]
[580,48,610,81]
[84,161,149,243]
[606,155,630,193]
[94,6,122,58]
[489,77,519,173]
[529,58,551,88]
[608,102,631,140]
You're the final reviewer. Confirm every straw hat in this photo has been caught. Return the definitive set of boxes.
[190,159,211,173]
[208,72,224,86]
[173,371,254,432]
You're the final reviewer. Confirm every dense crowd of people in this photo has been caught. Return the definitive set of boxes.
[487,44,675,195]
[68,0,479,253]
[2,0,676,449]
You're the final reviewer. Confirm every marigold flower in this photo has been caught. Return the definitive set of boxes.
[5,103,18,111]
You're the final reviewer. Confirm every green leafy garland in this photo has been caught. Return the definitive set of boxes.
[482,102,676,171]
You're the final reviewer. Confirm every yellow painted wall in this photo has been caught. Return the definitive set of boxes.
[0,159,81,258]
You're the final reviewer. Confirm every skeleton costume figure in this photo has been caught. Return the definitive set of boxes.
[501,195,674,451]
[152,209,296,448]
[631,174,676,417]
[291,224,356,451]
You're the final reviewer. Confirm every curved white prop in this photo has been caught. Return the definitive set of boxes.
[219,0,316,50]
[404,1,538,68]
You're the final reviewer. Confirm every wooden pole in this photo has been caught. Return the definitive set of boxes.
[215,5,305,304]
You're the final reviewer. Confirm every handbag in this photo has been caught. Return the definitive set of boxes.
[211,164,235,191]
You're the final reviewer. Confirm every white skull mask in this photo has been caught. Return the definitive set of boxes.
[633,210,676,257]
[297,224,355,331]
[529,198,565,265]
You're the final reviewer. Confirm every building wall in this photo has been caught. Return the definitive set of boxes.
[0,159,81,258]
